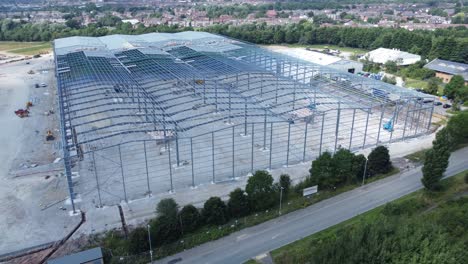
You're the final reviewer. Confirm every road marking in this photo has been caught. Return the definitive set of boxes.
[236,234,248,241]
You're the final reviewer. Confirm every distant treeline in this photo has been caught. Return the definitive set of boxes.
[0,19,192,42]
[205,22,468,63]
[1,18,467,63]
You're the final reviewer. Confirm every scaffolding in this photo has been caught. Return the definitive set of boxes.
[54,32,434,210]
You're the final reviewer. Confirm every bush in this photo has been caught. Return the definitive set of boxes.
[228,188,250,218]
[178,204,201,233]
[128,227,149,254]
[202,197,229,225]
[464,172,468,184]
[381,198,426,216]
[149,215,181,246]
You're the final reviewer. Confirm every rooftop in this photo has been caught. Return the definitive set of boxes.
[365,47,421,66]
[424,59,468,81]
[47,247,102,264]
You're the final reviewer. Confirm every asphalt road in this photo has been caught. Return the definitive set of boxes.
[157,147,468,264]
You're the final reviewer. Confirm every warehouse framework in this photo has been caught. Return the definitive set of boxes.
[53,32,434,212]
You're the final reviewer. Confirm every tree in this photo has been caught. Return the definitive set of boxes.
[150,198,181,246]
[202,197,229,225]
[384,60,398,74]
[332,148,356,185]
[65,19,81,29]
[382,76,397,85]
[446,110,468,148]
[227,188,250,218]
[422,128,451,190]
[245,170,276,211]
[279,174,292,196]
[367,146,392,176]
[178,204,201,233]
[426,77,439,95]
[128,227,149,254]
[444,75,465,99]
[310,152,334,189]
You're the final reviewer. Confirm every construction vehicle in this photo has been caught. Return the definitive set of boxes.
[383,118,394,132]
[194,79,205,85]
[46,130,55,141]
[14,101,34,118]
[383,103,404,132]
[14,109,29,118]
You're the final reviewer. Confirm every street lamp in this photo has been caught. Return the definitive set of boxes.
[361,157,368,186]
[278,186,284,215]
[147,224,153,263]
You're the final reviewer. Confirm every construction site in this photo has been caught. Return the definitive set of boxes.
[53,32,435,211]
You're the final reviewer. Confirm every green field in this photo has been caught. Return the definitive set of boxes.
[404,78,428,89]
[0,41,52,55]
[271,170,468,264]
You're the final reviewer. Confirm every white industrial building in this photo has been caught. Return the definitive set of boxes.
[271,48,363,74]
[364,48,421,66]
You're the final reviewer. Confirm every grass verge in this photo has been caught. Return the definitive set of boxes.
[404,148,430,163]
[0,41,51,55]
[270,170,468,264]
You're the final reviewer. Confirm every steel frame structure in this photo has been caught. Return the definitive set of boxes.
[53,32,434,211]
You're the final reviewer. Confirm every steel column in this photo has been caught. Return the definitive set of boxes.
[212,132,215,183]
[303,121,308,162]
[334,105,341,153]
[349,109,356,149]
[168,142,174,192]
[376,105,385,145]
[92,151,102,207]
[190,138,195,187]
[118,145,128,202]
[363,110,370,148]
[251,123,255,172]
[143,141,151,195]
[232,126,235,179]
[286,122,291,166]
[319,113,325,155]
[269,123,273,169]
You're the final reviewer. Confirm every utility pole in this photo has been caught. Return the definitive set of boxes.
[362,157,368,186]
[278,186,284,215]
[147,224,153,263]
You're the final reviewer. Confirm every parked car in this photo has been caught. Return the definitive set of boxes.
[34,83,40,88]
[40,83,47,87]
[422,99,434,104]
[443,104,452,109]
[434,101,443,106]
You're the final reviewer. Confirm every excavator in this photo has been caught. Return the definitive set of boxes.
[14,101,33,118]
[46,130,55,141]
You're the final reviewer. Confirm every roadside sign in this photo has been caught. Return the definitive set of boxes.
[303,186,318,197]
